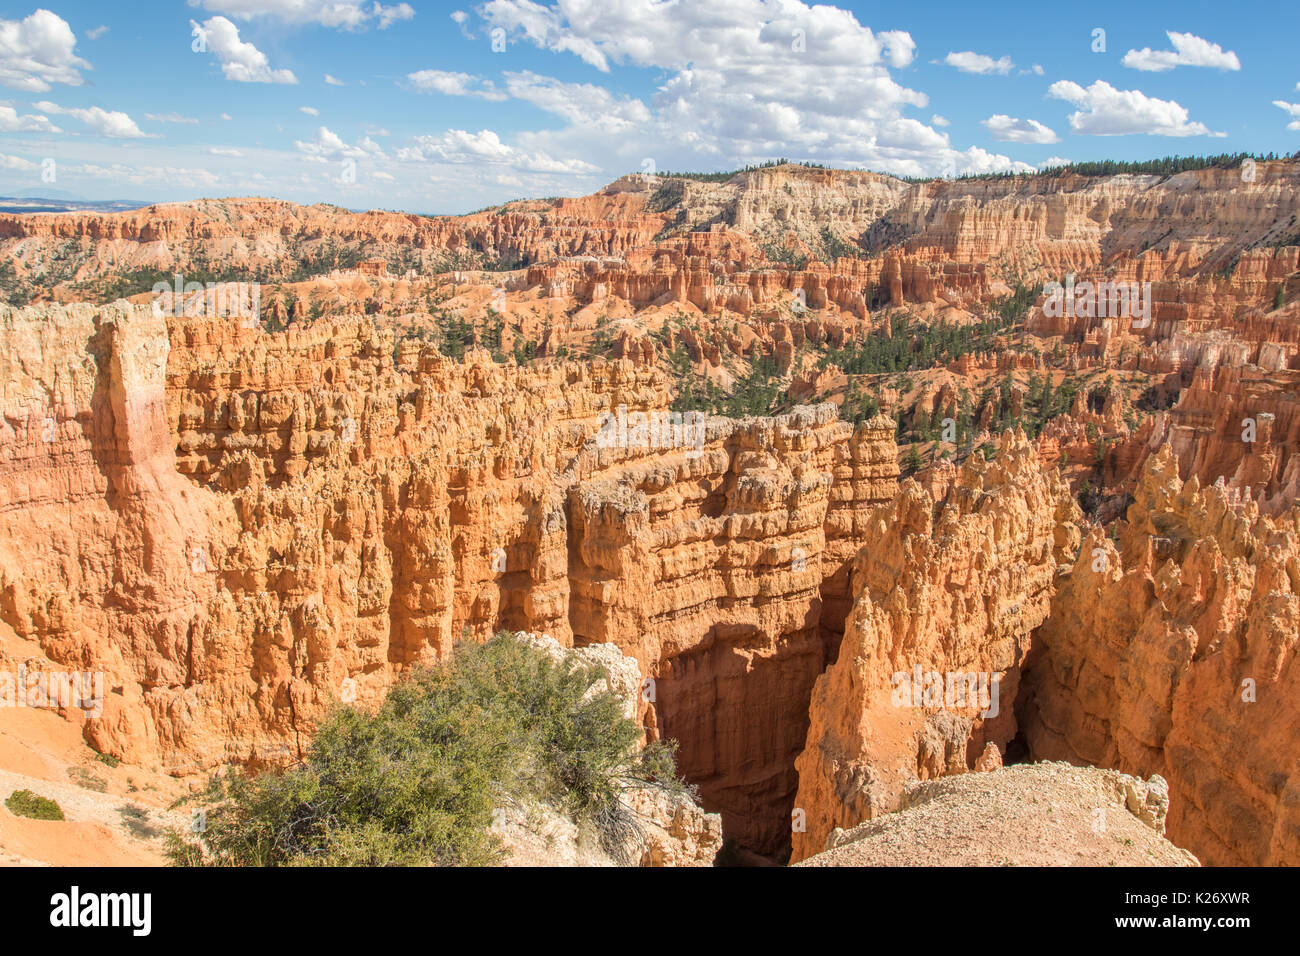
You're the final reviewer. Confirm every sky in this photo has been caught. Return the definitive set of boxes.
[0,0,1296,214]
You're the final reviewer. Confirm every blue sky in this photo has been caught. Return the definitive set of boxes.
[0,0,1296,213]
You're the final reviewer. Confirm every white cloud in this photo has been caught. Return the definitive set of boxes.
[0,103,59,132]
[945,51,1013,75]
[1122,32,1240,72]
[1274,100,1300,132]
[192,17,298,84]
[0,9,89,92]
[946,146,1034,176]
[208,146,243,156]
[1039,156,1071,169]
[504,71,650,133]
[324,73,344,86]
[1048,79,1222,137]
[396,128,597,174]
[220,112,232,120]
[0,151,37,170]
[983,114,1059,144]
[193,1,413,31]
[450,10,468,24]
[483,0,915,73]
[146,112,199,124]
[477,0,992,176]
[296,125,386,159]
[405,70,506,101]
[376,4,415,29]
[33,100,147,138]
[930,114,949,127]
[86,25,109,41]
[300,106,319,115]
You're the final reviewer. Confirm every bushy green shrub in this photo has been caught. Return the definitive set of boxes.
[168,634,684,866]
[6,789,64,821]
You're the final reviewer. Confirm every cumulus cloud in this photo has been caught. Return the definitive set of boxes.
[146,112,199,124]
[483,0,915,73]
[405,69,506,100]
[1275,100,1300,132]
[192,17,297,84]
[396,128,597,174]
[0,103,59,132]
[504,71,650,133]
[1048,79,1221,137]
[295,125,385,159]
[193,0,413,31]
[931,114,949,127]
[0,9,89,91]
[983,114,1059,144]
[300,106,319,115]
[1122,32,1240,72]
[944,51,1014,75]
[208,146,243,156]
[86,25,109,41]
[477,0,1001,177]
[33,100,147,138]
[324,73,344,85]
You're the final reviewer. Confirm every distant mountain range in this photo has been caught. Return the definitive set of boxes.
[0,194,152,214]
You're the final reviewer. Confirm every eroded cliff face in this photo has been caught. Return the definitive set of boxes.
[0,300,898,857]
[2,161,1297,866]
[566,407,897,853]
[2,301,666,771]
[1020,448,1300,865]
[790,431,1081,860]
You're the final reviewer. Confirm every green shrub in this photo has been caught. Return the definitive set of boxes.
[168,634,685,867]
[6,790,64,821]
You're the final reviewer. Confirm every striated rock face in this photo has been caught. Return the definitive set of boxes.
[1021,447,1300,865]
[567,407,898,854]
[1114,363,1300,515]
[2,160,1297,867]
[0,300,896,857]
[791,431,1080,861]
[0,300,662,771]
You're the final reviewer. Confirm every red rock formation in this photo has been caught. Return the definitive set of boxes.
[791,431,1080,860]
[0,301,897,857]
[1021,447,1300,865]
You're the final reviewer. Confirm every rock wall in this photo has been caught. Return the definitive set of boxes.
[791,431,1080,861]
[565,407,897,854]
[0,301,899,858]
[1020,447,1300,865]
